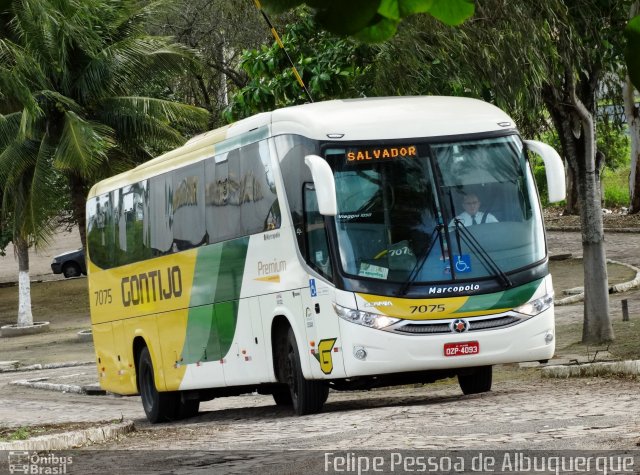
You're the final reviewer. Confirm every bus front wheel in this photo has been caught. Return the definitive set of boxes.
[286,328,328,415]
[138,347,178,423]
[458,365,492,395]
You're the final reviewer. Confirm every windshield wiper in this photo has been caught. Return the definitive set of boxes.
[452,219,512,287]
[397,224,444,296]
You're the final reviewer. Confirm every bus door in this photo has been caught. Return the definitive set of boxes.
[303,184,346,379]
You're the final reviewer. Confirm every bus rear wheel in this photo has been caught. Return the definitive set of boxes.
[458,365,492,395]
[286,328,328,415]
[138,347,179,423]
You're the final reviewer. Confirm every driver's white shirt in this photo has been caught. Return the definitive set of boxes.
[449,211,498,227]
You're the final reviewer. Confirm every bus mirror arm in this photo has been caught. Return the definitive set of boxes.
[305,154,338,216]
[524,140,566,203]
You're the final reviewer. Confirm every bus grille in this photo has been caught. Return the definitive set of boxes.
[393,315,521,335]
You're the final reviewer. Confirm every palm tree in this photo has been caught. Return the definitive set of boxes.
[0,0,209,328]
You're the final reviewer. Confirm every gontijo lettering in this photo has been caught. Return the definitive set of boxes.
[346,145,417,162]
[121,266,182,306]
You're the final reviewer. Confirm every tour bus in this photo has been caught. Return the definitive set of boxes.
[86,96,566,423]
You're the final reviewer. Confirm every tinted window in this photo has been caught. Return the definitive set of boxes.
[86,192,115,268]
[240,140,280,234]
[149,173,173,255]
[172,163,205,250]
[114,181,152,266]
[205,151,242,242]
[304,184,332,279]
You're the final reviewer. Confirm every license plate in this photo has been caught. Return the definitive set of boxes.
[444,341,479,357]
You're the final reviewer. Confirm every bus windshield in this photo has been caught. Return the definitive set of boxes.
[325,135,545,285]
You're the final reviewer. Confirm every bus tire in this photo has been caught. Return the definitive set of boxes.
[177,396,200,419]
[286,328,328,415]
[458,365,492,395]
[272,385,293,406]
[138,347,178,423]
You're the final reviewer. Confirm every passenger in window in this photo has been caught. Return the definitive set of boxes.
[450,193,497,227]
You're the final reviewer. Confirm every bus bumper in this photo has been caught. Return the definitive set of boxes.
[338,308,555,378]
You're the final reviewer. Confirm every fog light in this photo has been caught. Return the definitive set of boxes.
[545,332,554,344]
[353,346,367,360]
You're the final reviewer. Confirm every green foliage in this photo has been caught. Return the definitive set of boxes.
[225,11,374,120]
[602,166,631,208]
[0,0,210,250]
[260,0,474,42]
[597,123,631,171]
[625,14,640,92]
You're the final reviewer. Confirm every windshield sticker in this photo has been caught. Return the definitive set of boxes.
[346,146,417,164]
[358,263,389,280]
[337,212,373,221]
[454,254,472,273]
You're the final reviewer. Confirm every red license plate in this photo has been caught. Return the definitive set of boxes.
[444,341,480,357]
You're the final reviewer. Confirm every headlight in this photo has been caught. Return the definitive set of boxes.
[333,303,400,329]
[514,292,554,316]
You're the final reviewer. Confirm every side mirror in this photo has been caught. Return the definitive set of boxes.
[524,140,566,203]
[304,154,337,216]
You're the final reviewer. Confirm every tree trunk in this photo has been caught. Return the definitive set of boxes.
[15,237,33,327]
[565,162,580,215]
[624,77,640,213]
[545,71,613,344]
[571,94,614,344]
[69,173,88,250]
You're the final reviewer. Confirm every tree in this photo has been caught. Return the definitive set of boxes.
[153,0,274,129]
[0,0,209,328]
[625,2,640,212]
[260,0,475,41]
[225,10,375,120]
[0,0,209,249]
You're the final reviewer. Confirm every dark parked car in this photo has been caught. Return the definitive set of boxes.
[51,248,86,278]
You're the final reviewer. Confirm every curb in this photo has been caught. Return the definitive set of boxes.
[541,360,640,379]
[0,361,94,374]
[547,226,640,233]
[1,322,50,338]
[9,378,106,396]
[0,420,135,451]
[555,258,640,306]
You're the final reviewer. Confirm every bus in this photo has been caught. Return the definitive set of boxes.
[86,96,566,423]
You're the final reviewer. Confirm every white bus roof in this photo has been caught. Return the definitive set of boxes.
[88,96,515,198]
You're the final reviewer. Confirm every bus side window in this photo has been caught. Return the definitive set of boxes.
[149,174,173,256]
[86,192,115,268]
[239,140,281,234]
[172,162,205,250]
[303,183,332,279]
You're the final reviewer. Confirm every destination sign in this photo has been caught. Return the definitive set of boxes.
[346,145,417,163]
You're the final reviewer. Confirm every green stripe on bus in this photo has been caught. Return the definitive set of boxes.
[456,278,542,314]
[182,238,249,364]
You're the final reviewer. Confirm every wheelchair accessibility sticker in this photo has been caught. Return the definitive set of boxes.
[454,254,472,273]
[309,278,317,297]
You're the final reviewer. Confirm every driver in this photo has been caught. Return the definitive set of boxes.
[450,193,497,227]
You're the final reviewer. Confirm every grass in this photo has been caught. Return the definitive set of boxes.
[0,426,41,442]
[0,420,122,442]
[602,166,631,208]
[556,317,640,362]
[537,164,631,209]
[0,278,89,328]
